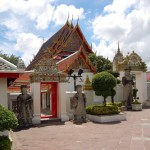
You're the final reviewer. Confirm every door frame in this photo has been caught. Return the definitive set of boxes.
[40,82,58,118]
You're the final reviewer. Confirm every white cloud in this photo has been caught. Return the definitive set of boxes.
[36,4,54,29]
[52,4,84,25]
[1,15,22,31]
[15,33,43,65]
[104,0,136,14]
[0,0,55,30]
[92,0,150,70]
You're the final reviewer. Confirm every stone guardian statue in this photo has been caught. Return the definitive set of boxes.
[17,85,33,127]
[122,66,134,109]
[72,85,86,123]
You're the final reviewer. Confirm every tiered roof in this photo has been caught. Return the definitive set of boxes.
[26,20,93,70]
[9,20,96,92]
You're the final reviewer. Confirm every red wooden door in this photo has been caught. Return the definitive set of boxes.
[40,82,58,118]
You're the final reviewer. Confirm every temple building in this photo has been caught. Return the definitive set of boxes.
[7,20,96,123]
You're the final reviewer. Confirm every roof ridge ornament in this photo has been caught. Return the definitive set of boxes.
[71,14,73,25]
[77,15,79,25]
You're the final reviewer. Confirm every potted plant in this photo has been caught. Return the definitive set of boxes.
[132,88,142,111]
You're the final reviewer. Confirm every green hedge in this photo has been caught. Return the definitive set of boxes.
[86,105,120,115]
[106,102,123,107]
[0,104,18,131]
[0,136,12,150]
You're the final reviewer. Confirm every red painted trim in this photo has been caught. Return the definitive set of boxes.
[0,73,19,78]
[40,82,58,118]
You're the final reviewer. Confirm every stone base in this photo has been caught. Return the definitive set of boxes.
[68,112,74,120]
[61,113,69,122]
[32,114,41,124]
[144,100,150,107]
[132,104,142,111]
[0,130,9,136]
[87,113,126,123]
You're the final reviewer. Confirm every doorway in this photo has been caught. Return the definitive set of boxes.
[40,82,57,118]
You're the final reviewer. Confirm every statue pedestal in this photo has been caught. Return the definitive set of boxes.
[61,113,69,122]
[32,114,41,124]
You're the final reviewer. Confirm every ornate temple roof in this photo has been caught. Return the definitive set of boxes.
[26,20,93,70]
[57,46,96,73]
[115,51,147,72]
[8,20,95,92]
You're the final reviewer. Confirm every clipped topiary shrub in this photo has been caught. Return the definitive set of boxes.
[0,136,12,150]
[0,104,18,131]
[86,105,119,115]
[92,72,117,106]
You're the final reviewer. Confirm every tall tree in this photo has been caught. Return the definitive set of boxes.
[0,51,20,66]
[89,53,112,72]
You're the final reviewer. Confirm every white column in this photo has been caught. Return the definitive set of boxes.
[30,82,41,124]
[136,72,147,103]
[58,83,69,122]
[0,78,8,108]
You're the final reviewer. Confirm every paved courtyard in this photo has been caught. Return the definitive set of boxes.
[11,107,150,150]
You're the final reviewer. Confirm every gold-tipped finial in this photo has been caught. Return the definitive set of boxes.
[117,40,120,53]
[77,15,79,24]
[66,12,70,23]
[71,14,73,24]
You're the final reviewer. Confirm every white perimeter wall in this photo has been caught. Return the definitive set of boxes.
[66,72,94,91]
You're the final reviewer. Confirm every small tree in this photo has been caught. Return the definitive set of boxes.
[92,72,117,106]
[0,104,18,131]
[107,70,120,103]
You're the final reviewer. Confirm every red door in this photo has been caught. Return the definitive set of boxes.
[40,82,57,118]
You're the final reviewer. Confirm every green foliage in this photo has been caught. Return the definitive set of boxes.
[92,72,117,106]
[92,72,117,91]
[111,89,116,97]
[89,53,112,72]
[133,88,138,99]
[106,70,120,78]
[86,105,119,115]
[132,101,141,104]
[106,102,123,107]
[0,136,12,150]
[0,51,20,65]
[0,104,18,131]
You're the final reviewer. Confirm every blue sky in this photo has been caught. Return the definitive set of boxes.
[0,0,150,70]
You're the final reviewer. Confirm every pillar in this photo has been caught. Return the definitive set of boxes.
[30,82,41,124]
[58,83,69,122]
[136,72,147,103]
[0,78,8,108]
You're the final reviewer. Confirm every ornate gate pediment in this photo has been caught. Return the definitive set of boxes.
[30,51,67,83]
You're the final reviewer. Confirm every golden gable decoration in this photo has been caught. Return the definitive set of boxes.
[116,51,147,72]
[30,50,67,83]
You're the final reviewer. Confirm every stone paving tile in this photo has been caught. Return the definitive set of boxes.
[12,108,150,150]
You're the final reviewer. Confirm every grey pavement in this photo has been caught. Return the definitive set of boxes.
[11,108,150,150]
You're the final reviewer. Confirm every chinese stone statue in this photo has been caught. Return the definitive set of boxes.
[72,85,86,123]
[122,66,134,109]
[17,85,33,126]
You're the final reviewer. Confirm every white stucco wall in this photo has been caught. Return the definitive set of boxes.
[0,78,8,108]
[66,72,94,91]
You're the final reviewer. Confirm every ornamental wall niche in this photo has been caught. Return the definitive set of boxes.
[30,50,67,83]
[115,51,147,72]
